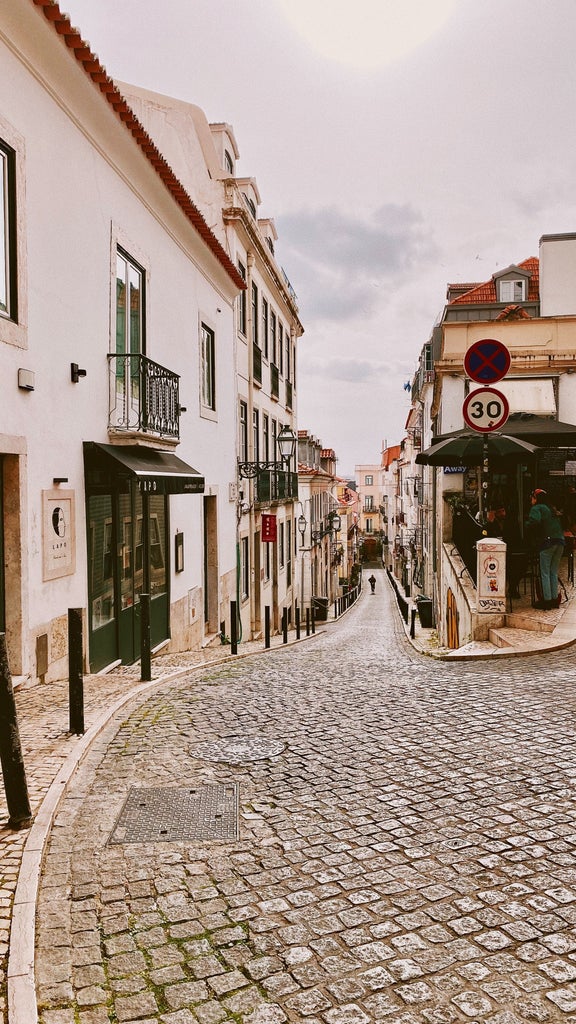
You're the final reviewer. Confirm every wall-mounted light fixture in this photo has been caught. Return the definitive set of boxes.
[71,363,87,383]
[18,368,35,391]
[238,424,297,479]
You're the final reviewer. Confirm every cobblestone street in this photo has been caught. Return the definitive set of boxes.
[31,574,576,1023]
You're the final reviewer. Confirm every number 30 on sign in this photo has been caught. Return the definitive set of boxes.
[462,387,509,432]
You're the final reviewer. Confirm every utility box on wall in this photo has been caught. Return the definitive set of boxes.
[477,538,506,614]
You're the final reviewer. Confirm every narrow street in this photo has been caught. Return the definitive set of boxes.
[34,570,576,1023]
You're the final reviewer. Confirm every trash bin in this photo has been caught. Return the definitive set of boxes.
[312,595,329,621]
[416,596,433,628]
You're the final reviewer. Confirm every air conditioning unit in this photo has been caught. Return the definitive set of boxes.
[229,482,238,502]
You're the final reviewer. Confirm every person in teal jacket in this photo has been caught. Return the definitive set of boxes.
[526,488,565,609]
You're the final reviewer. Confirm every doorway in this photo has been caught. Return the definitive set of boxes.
[87,482,169,672]
[203,495,218,634]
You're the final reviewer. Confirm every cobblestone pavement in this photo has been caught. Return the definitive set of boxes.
[23,572,576,1021]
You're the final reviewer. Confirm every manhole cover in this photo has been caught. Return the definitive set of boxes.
[108,784,238,844]
[190,736,286,763]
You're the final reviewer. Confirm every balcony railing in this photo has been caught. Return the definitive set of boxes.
[270,363,279,400]
[108,353,180,440]
[286,379,293,411]
[253,343,262,386]
[255,470,298,503]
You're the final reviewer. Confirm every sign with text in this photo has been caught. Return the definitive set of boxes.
[42,489,76,581]
[463,387,509,432]
[261,514,277,543]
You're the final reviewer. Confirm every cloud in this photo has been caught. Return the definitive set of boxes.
[277,203,436,321]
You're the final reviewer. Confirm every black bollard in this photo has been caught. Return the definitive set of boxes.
[264,606,271,649]
[282,607,288,644]
[311,606,316,634]
[231,601,238,655]
[306,608,310,636]
[68,608,85,734]
[296,606,300,640]
[0,634,33,830]
[410,608,416,639]
[140,593,151,682]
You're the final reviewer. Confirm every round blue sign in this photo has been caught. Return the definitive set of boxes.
[464,339,511,384]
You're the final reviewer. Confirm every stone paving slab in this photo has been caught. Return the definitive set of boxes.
[24,573,576,1022]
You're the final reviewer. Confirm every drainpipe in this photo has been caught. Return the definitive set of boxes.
[246,251,257,639]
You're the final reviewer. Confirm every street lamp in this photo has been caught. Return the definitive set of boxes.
[297,513,307,542]
[237,424,297,479]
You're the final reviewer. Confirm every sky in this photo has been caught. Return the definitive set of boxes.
[61,0,576,477]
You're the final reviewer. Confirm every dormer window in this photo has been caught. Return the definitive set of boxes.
[224,149,234,175]
[499,279,526,302]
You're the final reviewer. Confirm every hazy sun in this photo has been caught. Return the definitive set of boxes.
[275,0,458,69]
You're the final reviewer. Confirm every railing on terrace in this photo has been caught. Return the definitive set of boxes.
[255,470,298,503]
[108,354,180,440]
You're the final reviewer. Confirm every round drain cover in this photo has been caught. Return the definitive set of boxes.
[190,736,286,763]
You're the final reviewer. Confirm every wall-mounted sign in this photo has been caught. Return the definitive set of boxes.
[42,489,76,581]
[444,466,467,474]
[261,514,277,543]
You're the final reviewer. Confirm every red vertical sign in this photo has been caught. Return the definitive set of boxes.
[261,514,277,543]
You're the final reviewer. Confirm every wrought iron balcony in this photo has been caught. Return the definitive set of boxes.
[255,470,298,503]
[108,354,181,440]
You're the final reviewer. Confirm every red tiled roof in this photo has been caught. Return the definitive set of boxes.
[381,445,401,469]
[31,0,246,292]
[449,257,539,306]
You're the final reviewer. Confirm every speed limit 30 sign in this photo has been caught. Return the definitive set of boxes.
[463,387,509,432]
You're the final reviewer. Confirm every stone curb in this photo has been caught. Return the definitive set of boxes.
[7,628,324,1024]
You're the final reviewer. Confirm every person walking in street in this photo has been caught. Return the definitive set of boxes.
[368,574,376,594]
[526,488,565,609]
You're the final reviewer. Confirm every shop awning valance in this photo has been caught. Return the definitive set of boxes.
[84,442,205,494]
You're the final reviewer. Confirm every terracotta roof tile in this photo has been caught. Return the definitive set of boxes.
[449,257,539,306]
[31,0,245,292]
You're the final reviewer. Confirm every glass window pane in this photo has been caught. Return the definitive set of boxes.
[0,151,7,315]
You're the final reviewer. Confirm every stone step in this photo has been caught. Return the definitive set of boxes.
[488,626,555,649]
[505,611,556,634]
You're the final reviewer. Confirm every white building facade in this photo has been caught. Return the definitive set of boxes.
[0,0,253,682]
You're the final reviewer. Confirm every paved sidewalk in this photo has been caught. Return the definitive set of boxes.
[25,574,576,1022]
[3,567,576,1022]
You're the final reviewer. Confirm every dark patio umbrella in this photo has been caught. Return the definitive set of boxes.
[438,414,576,447]
[416,432,539,466]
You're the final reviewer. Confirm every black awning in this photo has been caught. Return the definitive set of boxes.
[84,442,205,495]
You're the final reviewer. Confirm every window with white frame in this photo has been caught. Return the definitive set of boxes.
[0,139,16,321]
[278,322,284,375]
[241,536,249,599]
[365,518,374,534]
[499,279,526,303]
[200,323,216,411]
[252,408,259,463]
[237,261,246,334]
[365,475,373,485]
[263,413,270,462]
[270,310,277,365]
[364,495,374,511]
[279,521,285,567]
[262,297,269,360]
[251,283,259,346]
[239,401,248,462]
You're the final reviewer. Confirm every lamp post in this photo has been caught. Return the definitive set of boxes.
[237,423,297,479]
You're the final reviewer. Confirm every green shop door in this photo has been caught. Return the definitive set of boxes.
[87,486,168,672]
